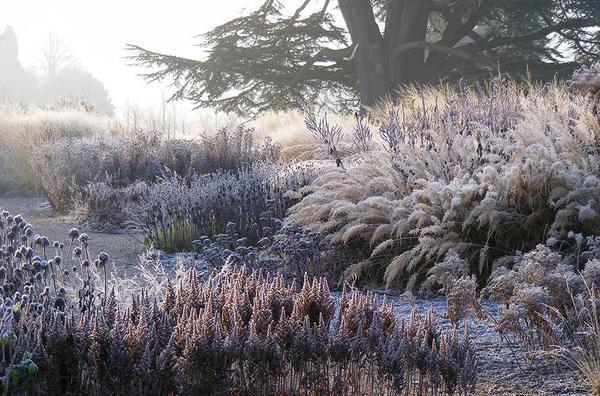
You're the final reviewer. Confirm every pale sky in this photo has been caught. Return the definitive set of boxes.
[0,0,262,116]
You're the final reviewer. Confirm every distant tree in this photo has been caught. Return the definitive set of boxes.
[44,67,115,116]
[37,34,76,81]
[0,26,39,102]
[128,0,600,114]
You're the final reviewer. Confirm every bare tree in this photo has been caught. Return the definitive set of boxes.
[37,34,75,81]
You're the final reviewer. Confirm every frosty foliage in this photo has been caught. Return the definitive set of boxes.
[27,125,280,214]
[570,62,600,96]
[0,209,477,395]
[287,79,600,290]
[482,242,600,349]
[130,163,317,252]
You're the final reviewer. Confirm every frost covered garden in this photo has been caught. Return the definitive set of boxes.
[2,0,600,392]
[0,63,599,394]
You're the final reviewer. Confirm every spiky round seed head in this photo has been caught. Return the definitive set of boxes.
[82,260,90,268]
[59,243,64,249]
[73,247,82,257]
[68,228,80,240]
[53,241,60,249]
[78,233,89,245]
[98,252,109,265]
[53,256,62,266]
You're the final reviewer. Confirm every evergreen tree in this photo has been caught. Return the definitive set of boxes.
[128,0,600,114]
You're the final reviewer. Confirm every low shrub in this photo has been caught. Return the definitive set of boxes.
[130,163,317,252]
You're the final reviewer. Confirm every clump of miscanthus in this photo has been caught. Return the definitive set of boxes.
[287,78,600,291]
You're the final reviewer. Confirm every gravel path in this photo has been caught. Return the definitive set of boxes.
[0,197,589,395]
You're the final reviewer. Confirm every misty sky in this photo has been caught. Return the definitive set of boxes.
[1,0,262,115]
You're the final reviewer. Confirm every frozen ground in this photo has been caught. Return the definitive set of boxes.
[0,197,587,395]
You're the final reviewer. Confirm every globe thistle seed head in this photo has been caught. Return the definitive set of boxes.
[53,241,60,249]
[53,256,62,266]
[59,243,64,249]
[98,252,109,265]
[82,259,91,268]
[68,228,80,240]
[78,233,89,246]
[73,247,82,257]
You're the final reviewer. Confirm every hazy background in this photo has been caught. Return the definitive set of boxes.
[0,0,261,116]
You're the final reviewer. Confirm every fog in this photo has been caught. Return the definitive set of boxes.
[0,0,261,116]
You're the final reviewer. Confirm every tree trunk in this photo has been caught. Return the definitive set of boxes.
[339,0,391,107]
[339,0,432,108]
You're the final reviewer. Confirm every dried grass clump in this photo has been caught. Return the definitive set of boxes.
[0,208,478,395]
[287,79,600,290]
[570,62,600,97]
[131,163,317,252]
[0,104,110,195]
